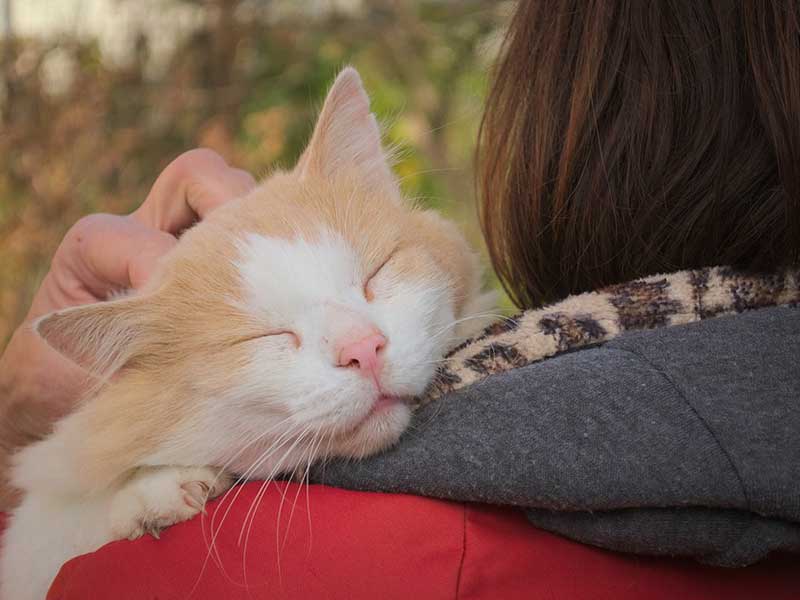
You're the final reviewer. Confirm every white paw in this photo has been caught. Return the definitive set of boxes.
[109,466,233,541]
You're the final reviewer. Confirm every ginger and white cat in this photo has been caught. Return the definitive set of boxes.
[0,67,493,599]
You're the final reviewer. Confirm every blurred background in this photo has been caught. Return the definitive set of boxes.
[0,0,511,347]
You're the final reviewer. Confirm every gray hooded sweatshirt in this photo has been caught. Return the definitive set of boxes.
[312,306,800,567]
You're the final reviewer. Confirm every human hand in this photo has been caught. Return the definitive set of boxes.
[0,149,255,488]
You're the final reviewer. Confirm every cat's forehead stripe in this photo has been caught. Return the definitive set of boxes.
[235,230,361,314]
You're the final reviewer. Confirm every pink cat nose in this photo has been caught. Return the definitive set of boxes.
[337,332,386,376]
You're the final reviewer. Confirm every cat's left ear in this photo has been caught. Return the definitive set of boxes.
[34,295,155,378]
[294,67,398,194]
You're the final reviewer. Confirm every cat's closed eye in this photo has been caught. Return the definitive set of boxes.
[363,251,396,302]
[234,330,301,348]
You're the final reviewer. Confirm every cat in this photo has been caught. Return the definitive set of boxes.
[0,67,494,599]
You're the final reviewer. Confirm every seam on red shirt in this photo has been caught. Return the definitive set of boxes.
[455,505,467,600]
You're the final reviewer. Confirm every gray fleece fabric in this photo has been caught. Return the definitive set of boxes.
[312,306,800,566]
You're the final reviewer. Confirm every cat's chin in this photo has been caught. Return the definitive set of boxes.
[347,394,406,431]
[328,399,413,460]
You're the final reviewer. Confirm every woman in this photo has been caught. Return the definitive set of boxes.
[1,1,798,598]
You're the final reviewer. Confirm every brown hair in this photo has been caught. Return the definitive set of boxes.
[478,1,800,309]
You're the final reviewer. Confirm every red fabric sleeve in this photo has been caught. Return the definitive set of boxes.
[44,482,800,600]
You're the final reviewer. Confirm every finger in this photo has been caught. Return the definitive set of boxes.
[54,214,177,299]
[130,148,256,234]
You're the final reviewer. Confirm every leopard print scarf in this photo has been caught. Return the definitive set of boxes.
[425,266,799,402]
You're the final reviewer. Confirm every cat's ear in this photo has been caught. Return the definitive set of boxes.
[295,67,397,193]
[34,295,154,377]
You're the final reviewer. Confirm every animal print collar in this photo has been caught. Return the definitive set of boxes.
[425,266,799,402]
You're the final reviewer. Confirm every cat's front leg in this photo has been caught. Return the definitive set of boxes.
[0,466,232,600]
[1,488,119,600]
[109,465,233,541]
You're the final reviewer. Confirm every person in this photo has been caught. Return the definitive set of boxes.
[1,0,799,597]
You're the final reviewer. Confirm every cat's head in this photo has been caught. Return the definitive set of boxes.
[35,68,494,477]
